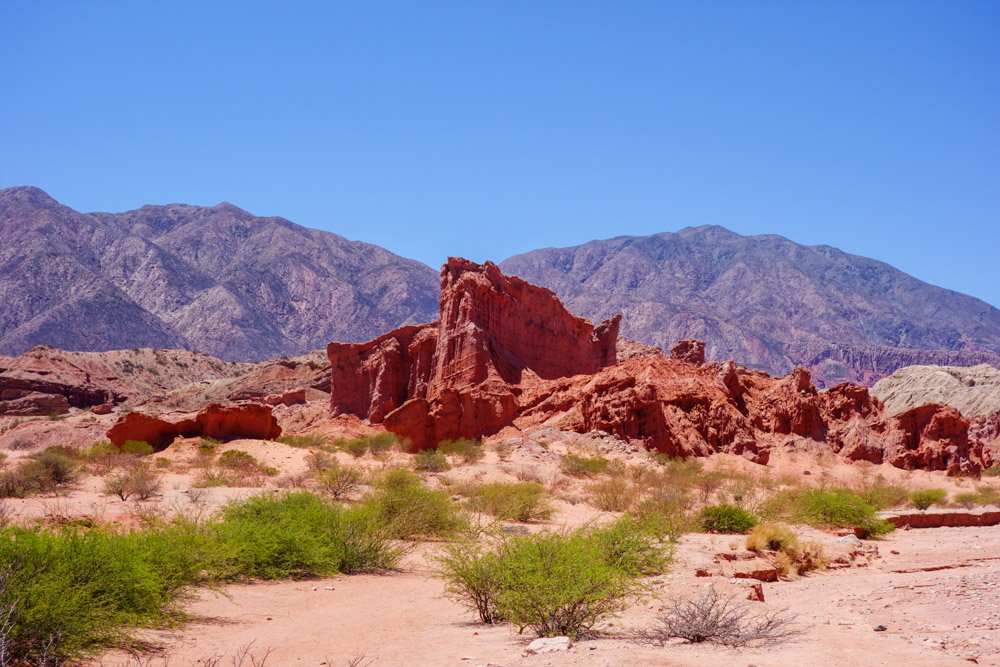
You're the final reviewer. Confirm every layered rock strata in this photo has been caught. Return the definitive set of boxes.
[328,258,620,448]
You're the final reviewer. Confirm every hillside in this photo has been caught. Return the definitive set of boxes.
[500,226,1000,386]
[0,186,440,360]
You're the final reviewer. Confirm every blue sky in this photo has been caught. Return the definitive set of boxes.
[2,1,998,306]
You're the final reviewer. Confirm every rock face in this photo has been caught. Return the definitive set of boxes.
[328,258,620,448]
[106,403,281,451]
[871,363,1000,417]
[499,226,1000,388]
[329,259,987,474]
[0,186,438,361]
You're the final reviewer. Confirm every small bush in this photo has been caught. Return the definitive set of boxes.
[588,478,639,512]
[745,524,799,552]
[632,495,695,542]
[438,438,485,464]
[851,471,909,510]
[276,433,330,449]
[641,587,802,647]
[436,541,507,624]
[315,466,362,499]
[121,440,154,457]
[910,488,947,510]
[218,449,258,471]
[104,462,162,501]
[775,488,895,539]
[951,486,999,509]
[699,504,756,534]
[414,449,450,472]
[366,471,467,539]
[492,530,646,638]
[561,454,610,477]
[438,522,666,638]
[342,438,370,458]
[306,450,338,472]
[211,492,404,580]
[983,465,1000,478]
[588,515,671,576]
[462,481,553,522]
[366,433,398,455]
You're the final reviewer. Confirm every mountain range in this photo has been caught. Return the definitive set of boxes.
[0,186,438,361]
[3,186,999,385]
[500,228,1000,386]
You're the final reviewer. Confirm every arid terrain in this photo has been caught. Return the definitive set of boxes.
[1,259,998,667]
[2,410,998,666]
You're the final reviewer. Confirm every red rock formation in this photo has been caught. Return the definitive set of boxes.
[326,258,985,473]
[106,403,281,451]
[886,404,981,476]
[670,339,705,365]
[328,258,620,449]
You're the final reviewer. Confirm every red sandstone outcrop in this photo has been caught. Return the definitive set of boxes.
[327,259,986,474]
[106,403,281,451]
[328,258,620,448]
[670,339,706,365]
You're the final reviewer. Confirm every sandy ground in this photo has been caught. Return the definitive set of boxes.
[89,525,1000,667]
[3,412,999,666]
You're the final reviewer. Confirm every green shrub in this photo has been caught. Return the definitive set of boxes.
[561,454,610,477]
[983,465,1000,478]
[588,477,639,512]
[366,471,468,539]
[121,440,154,457]
[910,488,947,510]
[276,433,330,449]
[0,449,82,497]
[631,491,696,542]
[438,438,485,464]
[414,448,450,472]
[306,450,338,471]
[342,438,370,458]
[699,504,756,534]
[0,520,212,663]
[367,432,398,455]
[104,462,162,501]
[588,515,671,576]
[851,472,909,509]
[211,492,404,580]
[437,541,506,623]
[315,465,362,499]
[462,481,553,522]
[439,527,655,638]
[796,489,894,538]
[218,449,257,471]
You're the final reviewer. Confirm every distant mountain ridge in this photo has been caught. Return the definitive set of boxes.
[5,187,999,385]
[499,226,1000,387]
[0,186,440,360]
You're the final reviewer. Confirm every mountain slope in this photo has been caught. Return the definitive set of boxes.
[500,226,1000,386]
[0,187,440,360]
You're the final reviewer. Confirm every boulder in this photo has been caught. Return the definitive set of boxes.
[523,637,572,655]
[670,339,706,365]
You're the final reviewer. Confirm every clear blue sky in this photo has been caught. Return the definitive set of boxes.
[2,1,998,306]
